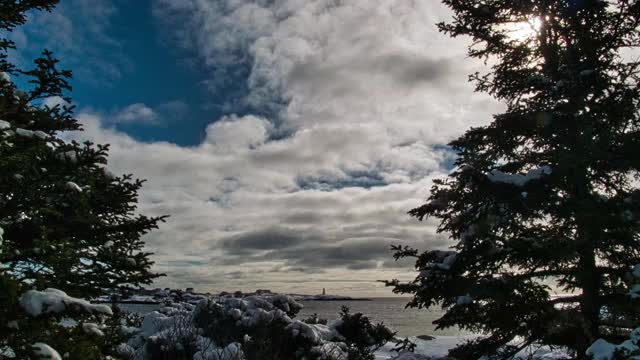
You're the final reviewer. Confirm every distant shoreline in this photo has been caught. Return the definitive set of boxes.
[94,298,374,304]
[300,298,372,301]
[93,300,160,304]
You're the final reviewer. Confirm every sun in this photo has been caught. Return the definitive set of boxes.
[506,16,543,41]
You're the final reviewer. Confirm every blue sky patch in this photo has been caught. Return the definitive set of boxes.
[9,0,254,146]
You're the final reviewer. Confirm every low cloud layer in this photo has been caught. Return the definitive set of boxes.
[62,0,502,296]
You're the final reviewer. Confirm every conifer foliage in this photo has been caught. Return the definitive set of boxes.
[391,0,640,358]
[0,1,166,358]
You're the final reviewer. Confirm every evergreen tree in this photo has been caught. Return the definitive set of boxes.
[0,1,167,358]
[390,0,640,358]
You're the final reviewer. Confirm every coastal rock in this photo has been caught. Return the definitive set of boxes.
[416,335,435,341]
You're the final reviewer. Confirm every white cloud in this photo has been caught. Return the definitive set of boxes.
[203,115,272,152]
[112,103,159,124]
[69,109,448,295]
[61,0,504,296]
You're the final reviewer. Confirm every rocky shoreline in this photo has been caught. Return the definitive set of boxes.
[92,288,370,305]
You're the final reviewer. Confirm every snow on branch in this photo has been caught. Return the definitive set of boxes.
[65,181,83,193]
[82,322,106,336]
[420,251,458,277]
[19,288,113,317]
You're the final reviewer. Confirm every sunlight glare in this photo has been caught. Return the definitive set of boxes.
[507,16,542,41]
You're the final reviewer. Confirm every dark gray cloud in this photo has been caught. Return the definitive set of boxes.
[218,227,409,270]
[220,227,310,254]
[273,240,389,268]
[288,54,452,92]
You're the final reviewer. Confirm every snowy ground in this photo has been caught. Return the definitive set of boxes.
[15,288,636,360]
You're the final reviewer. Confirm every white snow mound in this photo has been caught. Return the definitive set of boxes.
[19,288,112,317]
[31,343,62,360]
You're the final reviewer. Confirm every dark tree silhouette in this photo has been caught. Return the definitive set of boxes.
[0,1,167,358]
[391,1,640,358]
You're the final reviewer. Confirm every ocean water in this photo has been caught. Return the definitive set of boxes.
[119,298,464,338]
[297,298,464,338]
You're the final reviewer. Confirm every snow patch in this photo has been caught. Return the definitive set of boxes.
[31,343,62,360]
[0,345,14,358]
[587,327,640,360]
[34,130,49,139]
[420,251,458,276]
[115,343,135,358]
[437,253,457,270]
[66,181,83,193]
[19,288,113,317]
[15,128,35,138]
[83,322,106,336]
[193,340,242,360]
[59,318,78,328]
[286,320,338,344]
[311,342,347,360]
[456,295,473,306]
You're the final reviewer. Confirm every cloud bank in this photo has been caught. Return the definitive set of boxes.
[66,0,502,296]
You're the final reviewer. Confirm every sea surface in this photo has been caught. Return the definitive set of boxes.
[297,298,465,338]
[120,297,465,338]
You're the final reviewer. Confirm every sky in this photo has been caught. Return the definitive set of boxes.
[10,0,503,297]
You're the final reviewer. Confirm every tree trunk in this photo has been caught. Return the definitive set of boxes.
[576,239,600,359]
[574,168,601,358]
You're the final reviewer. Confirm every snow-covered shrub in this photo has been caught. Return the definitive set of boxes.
[334,306,396,360]
[303,313,329,325]
[193,295,315,359]
[587,327,640,360]
[118,297,396,360]
[143,306,199,360]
